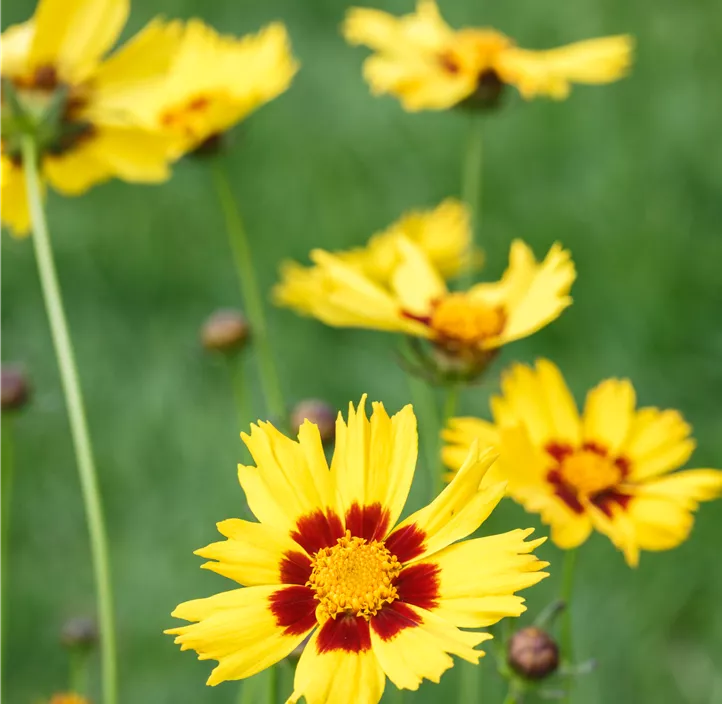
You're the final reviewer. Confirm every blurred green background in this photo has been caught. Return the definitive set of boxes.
[3,0,722,702]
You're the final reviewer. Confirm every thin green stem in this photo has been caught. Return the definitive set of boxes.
[267,664,278,704]
[226,353,252,430]
[1,416,14,684]
[405,373,439,501]
[460,113,484,287]
[212,161,286,425]
[560,548,578,703]
[502,679,524,704]
[22,136,117,704]
[459,660,480,704]
[69,648,90,696]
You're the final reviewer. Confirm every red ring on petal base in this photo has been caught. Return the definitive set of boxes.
[316,613,372,653]
[371,602,423,641]
[291,509,345,555]
[345,502,391,542]
[385,524,427,563]
[269,586,318,636]
[395,562,441,611]
[279,550,313,585]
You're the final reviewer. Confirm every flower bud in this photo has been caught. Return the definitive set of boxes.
[290,399,336,444]
[507,626,559,680]
[459,69,506,111]
[201,309,249,353]
[60,616,98,651]
[1,366,30,411]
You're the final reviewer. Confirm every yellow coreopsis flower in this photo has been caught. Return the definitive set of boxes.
[1,0,183,236]
[442,359,722,567]
[343,0,633,111]
[48,695,89,704]
[276,199,477,318]
[275,233,575,370]
[167,397,548,701]
[138,20,298,154]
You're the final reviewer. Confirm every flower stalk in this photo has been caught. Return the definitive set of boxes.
[560,548,578,703]
[22,136,117,704]
[212,160,286,425]
[1,415,14,682]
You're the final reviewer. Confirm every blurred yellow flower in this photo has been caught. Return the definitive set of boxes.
[139,20,298,154]
[275,200,478,319]
[1,0,183,236]
[275,235,574,366]
[49,694,89,704]
[343,0,633,111]
[442,359,722,567]
[167,397,547,700]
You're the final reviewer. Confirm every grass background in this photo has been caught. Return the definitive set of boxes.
[3,0,722,702]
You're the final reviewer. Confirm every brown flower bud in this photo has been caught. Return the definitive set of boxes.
[508,626,560,680]
[1,366,30,411]
[290,399,336,444]
[60,616,98,651]
[201,309,249,353]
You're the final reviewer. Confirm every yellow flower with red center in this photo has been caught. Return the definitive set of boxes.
[1,0,183,235]
[276,199,478,319]
[275,231,575,365]
[343,0,633,111]
[167,397,548,700]
[139,20,297,154]
[442,359,722,567]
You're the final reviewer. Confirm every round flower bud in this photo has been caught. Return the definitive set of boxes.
[507,626,560,680]
[1,366,30,412]
[291,399,336,444]
[60,616,98,651]
[201,309,249,353]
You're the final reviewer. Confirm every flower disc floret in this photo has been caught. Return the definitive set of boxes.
[430,294,506,346]
[557,449,622,498]
[307,531,401,620]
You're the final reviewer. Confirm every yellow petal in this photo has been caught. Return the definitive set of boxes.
[287,627,386,704]
[497,35,634,100]
[621,407,695,481]
[1,22,34,78]
[425,528,548,628]
[369,605,488,690]
[29,0,129,83]
[389,442,505,561]
[1,156,33,237]
[168,585,312,686]
[390,237,447,316]
[239,419,336,537]
[441,417,499,472]
[582,378,636,454]
[635,469,722,508]
[331,398,418,533]
[195,519,303,586]
[488,242,575,347]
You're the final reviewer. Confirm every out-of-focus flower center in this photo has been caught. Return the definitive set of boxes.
[430,293,506,345]
[558,449,622,497]
[439,29,512,76]
[307,532,401,620]
[160,94,215,138]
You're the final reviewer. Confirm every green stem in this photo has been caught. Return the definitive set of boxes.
[1,416,14,685]
[212,161,286,425]
[69,648,90,696]
[268,664,278,704]
[405,373,439,501]
[226,353,253,430]
[502,679,523,704]
[460,113,483,287]
[22,136,117,704]
[437,384,460,497]
[560,548,578,703]
[459,660,479,704]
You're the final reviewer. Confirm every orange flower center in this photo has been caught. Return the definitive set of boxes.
[440,29,512,75]
[160,94,215,137]
[430,293,506,345]
[558,450,623,498]
[307,532,401,620]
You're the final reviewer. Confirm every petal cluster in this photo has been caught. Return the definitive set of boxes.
[442,359,722,566]
[167,397,548,702]
[343,0,633,111]
[0,0,297,236]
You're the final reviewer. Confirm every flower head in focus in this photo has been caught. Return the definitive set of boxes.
[167,397,548,701]
[275,232,574,379]
[141,20,297,154]
[1,0,183,235]
[442,359,722,566]
[343,0,633,111]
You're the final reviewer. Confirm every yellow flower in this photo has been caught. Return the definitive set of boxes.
[167,397,548,700]
[48,695,89,704]
[442,359,722,567]
[343,0,633,111]
[275,234,574,366]
[275,200,477,319]
[139,20,298,154]
[1,0,182,236]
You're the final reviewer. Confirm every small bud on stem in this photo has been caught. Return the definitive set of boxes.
[290,399,336,444]
[201,309,249,353]
[508,626,560,680]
